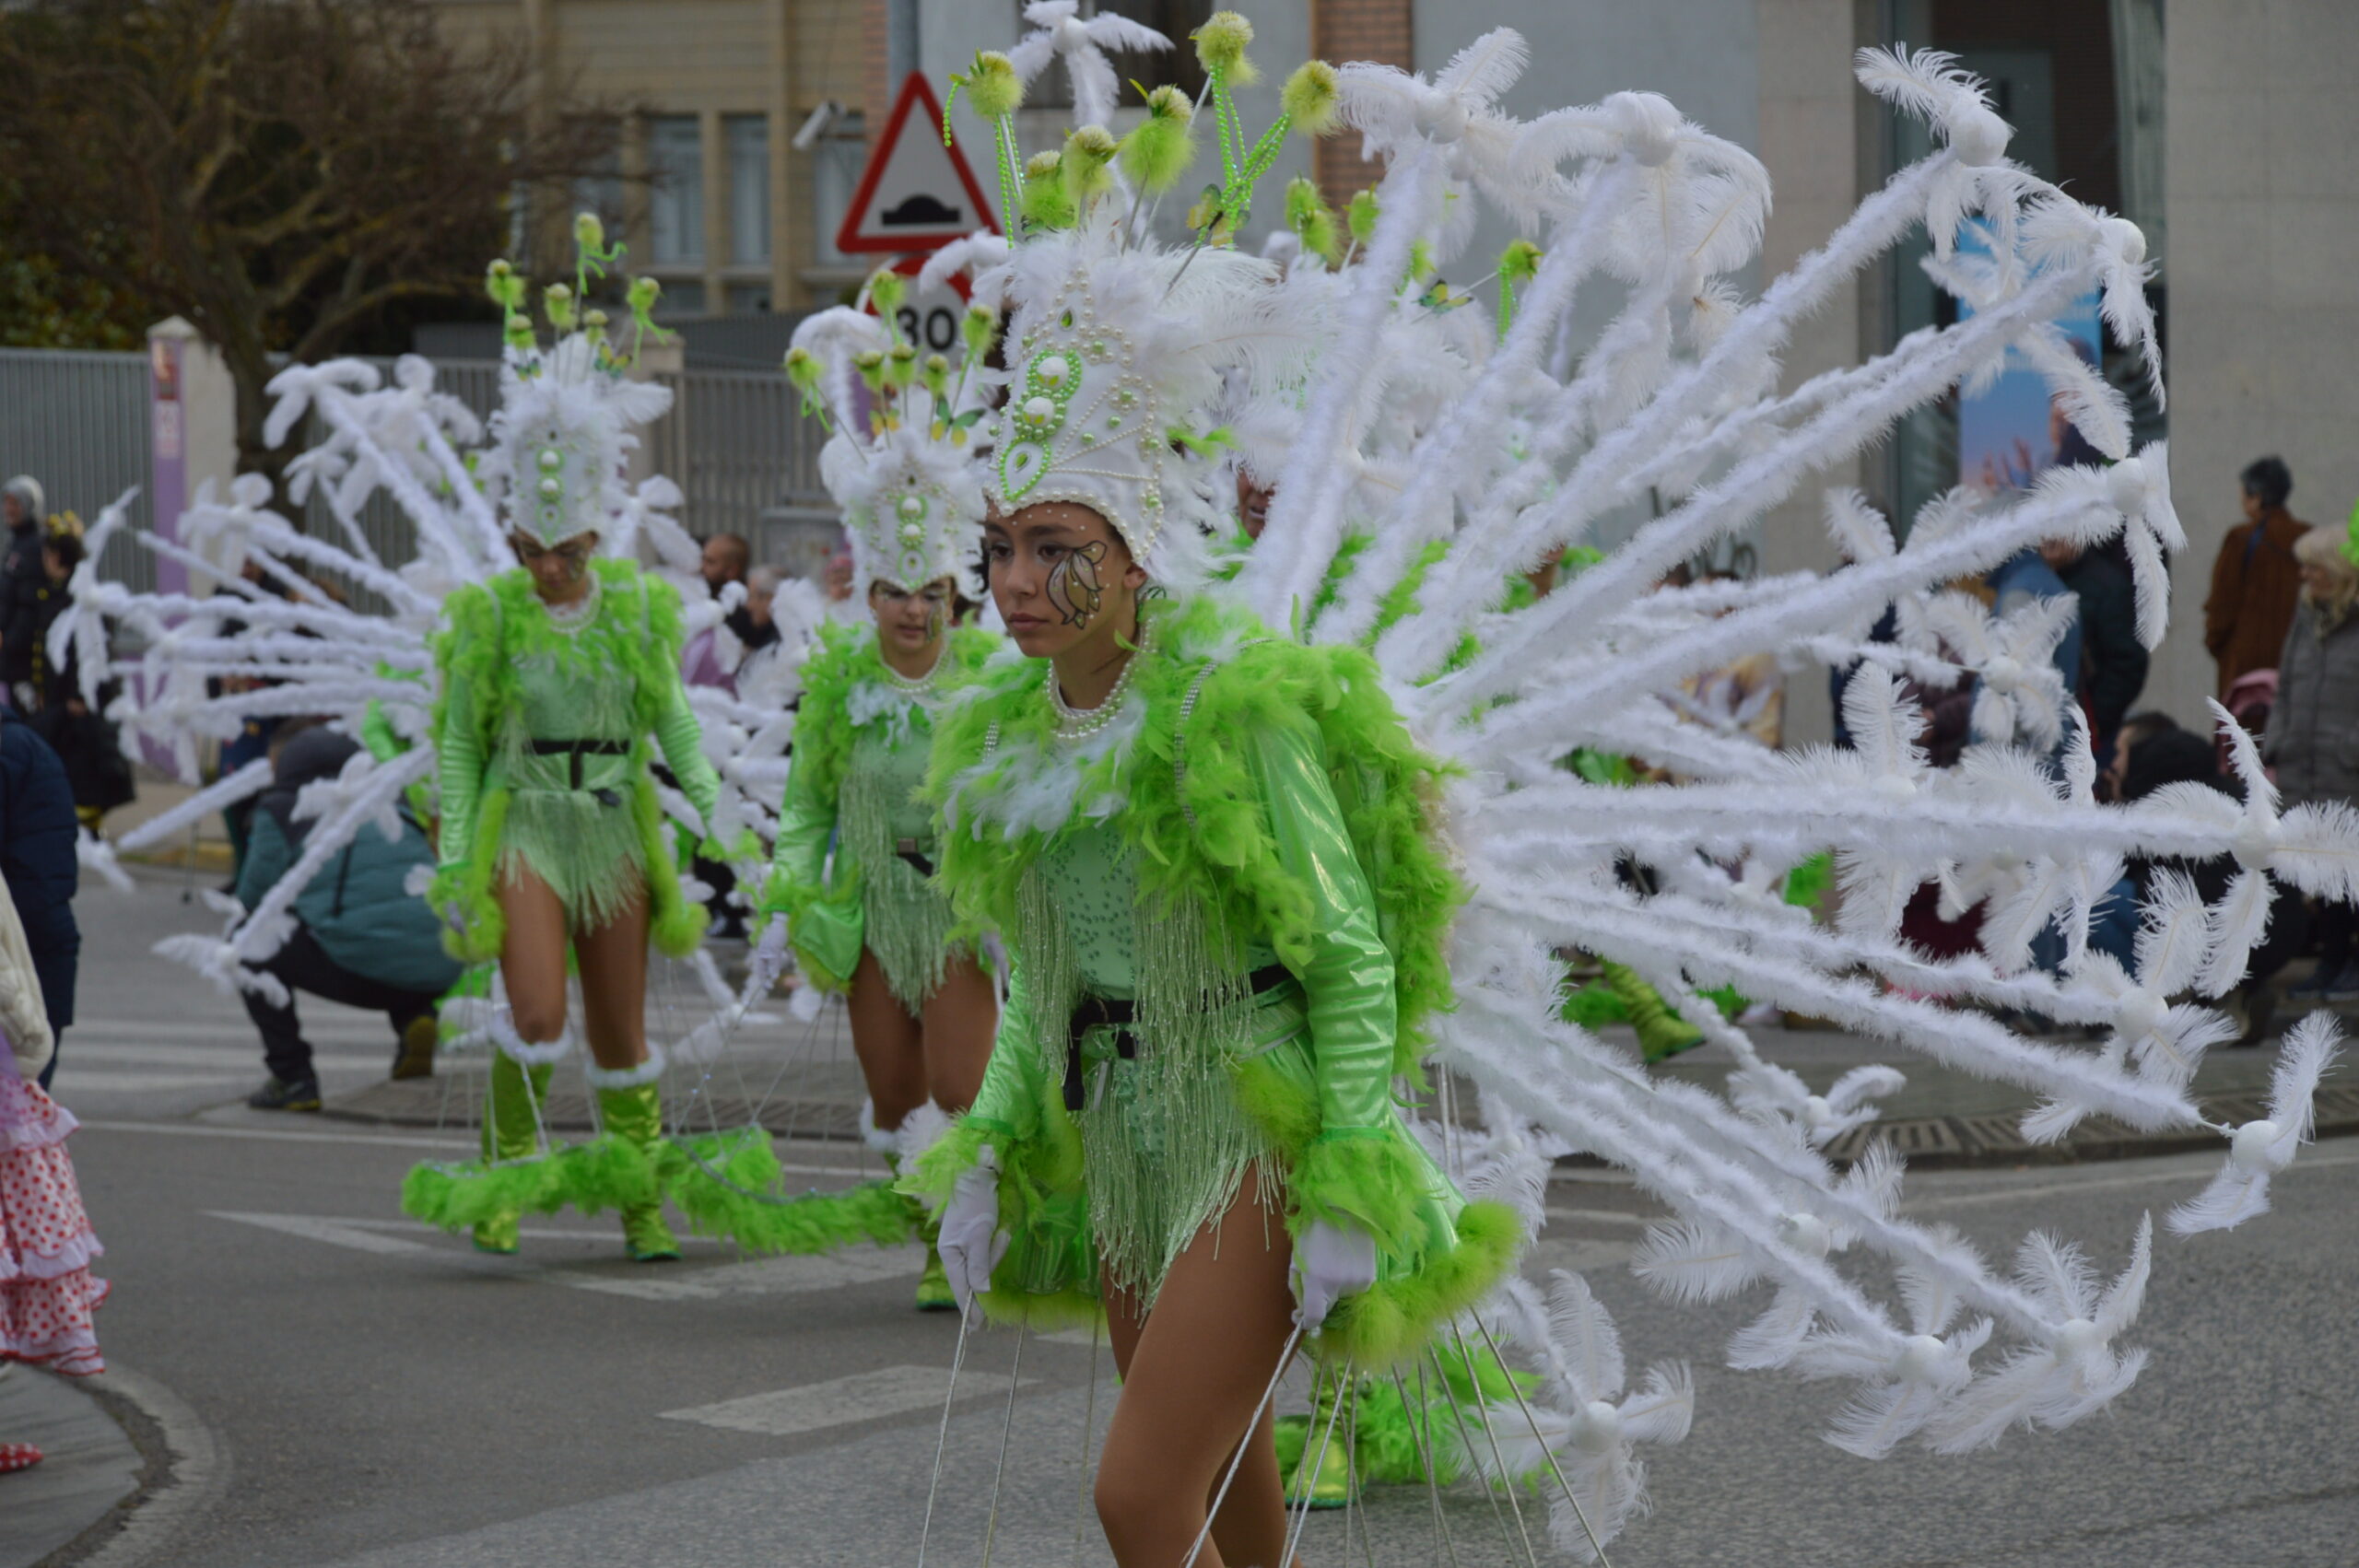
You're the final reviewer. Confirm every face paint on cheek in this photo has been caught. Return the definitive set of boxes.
[1045,542,1108,629]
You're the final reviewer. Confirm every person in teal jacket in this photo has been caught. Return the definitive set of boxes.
[237,721,461,1111]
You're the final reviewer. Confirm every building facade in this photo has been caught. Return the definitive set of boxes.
[432,0,875,317]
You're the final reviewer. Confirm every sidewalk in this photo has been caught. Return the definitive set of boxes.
[0,1367,142,1568]
[324,994,2356,1170]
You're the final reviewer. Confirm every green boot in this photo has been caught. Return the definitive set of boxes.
[1281,1372,1362,1511]
[473,1052,553,1255]
[597,1081,681,1262]
[1602,960,1705,1062]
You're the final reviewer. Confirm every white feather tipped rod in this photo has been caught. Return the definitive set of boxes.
[1404,151,1961,674]
[1449,981,2083,1343]
[1484,875,2204,1130]
[227,749,433,965]
[1318,158,1640,649]
[1459,462,2123,762]
[1240,147,1442,627]
[1452,261,2104,720]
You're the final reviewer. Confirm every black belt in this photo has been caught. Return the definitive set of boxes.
[1063,963,1293,1112]
[530,738,628,792]
[894,837,936,878]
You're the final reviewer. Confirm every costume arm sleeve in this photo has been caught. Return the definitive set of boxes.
[959,960,1040,1143]
[436,674,483,870]
[762,730,837,917]
[1250,711,1398,1137]
[651,670,722,834]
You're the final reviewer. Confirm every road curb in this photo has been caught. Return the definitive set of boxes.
[64,1363,229,1568]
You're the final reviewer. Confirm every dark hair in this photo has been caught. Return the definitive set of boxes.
[2241,456,2292,511]
[42,532,83,571]
[2121,729,2226,803]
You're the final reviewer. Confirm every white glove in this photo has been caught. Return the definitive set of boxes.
[748,918,791,995]
[937,1147,1009,1316]
[1291,1220,1379,1331]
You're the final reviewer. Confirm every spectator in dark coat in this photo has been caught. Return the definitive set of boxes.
[2266,525,2359,999]
[235,721,460,1110]
[2088,729,2306,1043]
[0,476,46,701]
[2043,536,2150,764]
[23,528,133,828]
[2204,456,2308,699]
[0,706,78,1086]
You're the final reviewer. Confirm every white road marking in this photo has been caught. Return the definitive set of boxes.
[208,1211,432,1256]
[86,1120,475,1151]
[65,1041,388,1071]
[661,1365,1035,1438]
[1905,1144,2359,1212]
[1543,1206,1651,1230]
[205,1210,921,1302]
[555,1246,923,1302]
[72,1017,397,1043]
[79,1118,881,1178]
[55,1070,328,1094]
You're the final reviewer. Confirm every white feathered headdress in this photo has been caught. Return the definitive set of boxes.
[476,245,675,549]
[784,275,1001,598]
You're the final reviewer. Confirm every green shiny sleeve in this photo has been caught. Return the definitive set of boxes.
[436,674,483,870]
[961,960,1042,1142]
[763,737,837,916]
[1250,711,1399,1137]
[651,664,722,834]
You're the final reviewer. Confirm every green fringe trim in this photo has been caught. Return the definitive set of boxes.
[929,595,1464,1069]
[403,1133,666,1229]
[1313,1199,1520,1370]
[402,1126,910,1255]
[672,1167,920,1256]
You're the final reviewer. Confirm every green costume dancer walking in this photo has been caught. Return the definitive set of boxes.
[752,283,1005,1308]
[406,257,723,1263]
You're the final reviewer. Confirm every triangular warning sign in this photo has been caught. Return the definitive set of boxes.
[836,74,1001,255]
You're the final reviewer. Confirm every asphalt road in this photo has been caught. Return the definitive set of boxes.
[27,871,2359,1566]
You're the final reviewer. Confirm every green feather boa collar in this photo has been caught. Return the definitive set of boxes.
[927,593,1464,1064]
[791,620,1002,809]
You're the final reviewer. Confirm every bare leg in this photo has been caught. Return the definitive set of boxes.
[497,866,572,1045]
[917,951,997,1116]
[1097,1168,1297,1568]
[572,880,651,1072]
[847,947,927,1132]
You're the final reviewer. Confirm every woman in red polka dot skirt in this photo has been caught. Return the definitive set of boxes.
[0,871,105,1475]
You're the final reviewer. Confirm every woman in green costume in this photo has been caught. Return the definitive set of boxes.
[408,293,724,1264]
[907,215,1518,1565]
[753,295,1004,1309]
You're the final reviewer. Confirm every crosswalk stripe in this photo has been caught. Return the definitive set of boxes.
[660,1364,1034,1438]
[65,1042,388,1071]
[204,1211,922,1303]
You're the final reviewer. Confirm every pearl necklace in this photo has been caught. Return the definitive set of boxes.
[1050,621,1151,741]
[539,573,602,631]
[879,640,945,696]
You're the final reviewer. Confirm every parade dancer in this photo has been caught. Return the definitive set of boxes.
[906,41,1518,1554]
[752,287,1004,1308]
[414,266,724,1262]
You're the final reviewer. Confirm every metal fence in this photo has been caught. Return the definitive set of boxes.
[0,347,827,600]
[0,347,156,591]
